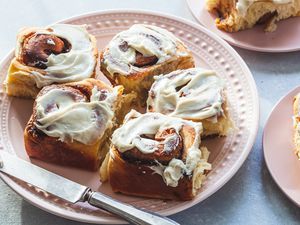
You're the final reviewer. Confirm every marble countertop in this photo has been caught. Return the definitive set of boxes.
[0,0,300,224]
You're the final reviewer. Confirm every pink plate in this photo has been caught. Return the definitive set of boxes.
[186,0,300,52]
[0,10,259,224]
[263,86,300,206]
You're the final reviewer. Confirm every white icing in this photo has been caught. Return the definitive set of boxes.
[19,24,96,88]
[192,147,211,192]
[46,38,55,45]
[112,110,197,153]
[151,147,211,188]
[147,68,225,122]
[236,0,293,16]
[35,85,120,145]
[163,159,186,187]
[103,24,185,76]
[112,110,209,187]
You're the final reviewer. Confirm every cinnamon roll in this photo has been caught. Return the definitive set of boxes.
[206,0,300,32]
[293,93,300,159]
[99,24,194,103]
[4,24,98,98]
[147,68,232,136]
[100,110,211,200]
[24,78,123,170]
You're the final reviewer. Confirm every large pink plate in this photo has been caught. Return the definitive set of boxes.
[0,10,259,224]
[186,0,300,52]
[263,86,300,206]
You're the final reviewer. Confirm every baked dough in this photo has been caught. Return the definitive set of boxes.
[206,0,300,32]
[147,68,232,136]
[100,24,194,104]
[4,24,98,98]
[100,110,211,200]
[24,78,123,170]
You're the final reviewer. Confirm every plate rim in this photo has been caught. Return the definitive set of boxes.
[0,9,260,224]
[185,0,300,53]
[263,85,300,207]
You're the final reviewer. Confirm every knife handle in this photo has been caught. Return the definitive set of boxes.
[86,190,179,225]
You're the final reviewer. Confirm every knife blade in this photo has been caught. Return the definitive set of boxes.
[0,151,179,225]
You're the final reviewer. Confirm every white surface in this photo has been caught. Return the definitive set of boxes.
[0,0,300,225]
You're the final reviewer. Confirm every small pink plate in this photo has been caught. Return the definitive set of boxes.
[263,86,300,206]
[186,0,300,52]
[0,10,259,224]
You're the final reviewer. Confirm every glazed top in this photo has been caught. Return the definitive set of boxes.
[103,24,188,76]
[35,85,120,145]
[147,68,225,122]
[16,24,96,88]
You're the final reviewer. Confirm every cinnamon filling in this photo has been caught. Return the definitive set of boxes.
[118,40,159,67]
[21,34,71,69]
[119,41,129,52]
[257,11,278,24]
[134,52,158,67]
[122,128,182,165]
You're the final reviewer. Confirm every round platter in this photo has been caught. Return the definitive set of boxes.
[186,0,300,52]
[263,86,300,206]
[0,10,259,224]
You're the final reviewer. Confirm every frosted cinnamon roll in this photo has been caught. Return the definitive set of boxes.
[24,79,123,170]
[100,24,194,103]
[4,24,98,98]
[100,110,211,200]
[206,0,300,32]
[147,68,232,136]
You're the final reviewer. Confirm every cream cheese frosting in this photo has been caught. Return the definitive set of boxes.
[103,24,186,76]
[236,0,293,16]
[147,68,225,122]
[35,85,120,145]
[111,110,211,187]
[17,24,96,88]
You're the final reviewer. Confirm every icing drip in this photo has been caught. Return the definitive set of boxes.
[147,68,225,122]
[35,85,120,145]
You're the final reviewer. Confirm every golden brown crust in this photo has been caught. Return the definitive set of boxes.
[99,41,195,105]
[4,27,98,99]
[194,100,232,137]
[102,123,209,200]
[108,146,194,200]
[207,0,300,32]
[24,115,102,170]
[24,78,120,171]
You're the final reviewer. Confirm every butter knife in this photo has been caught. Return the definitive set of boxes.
[0,151,179,225]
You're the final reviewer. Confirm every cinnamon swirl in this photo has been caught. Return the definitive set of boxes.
[4,24,98,98]
[100,110,211,200]
[99,24,194,104]
[206,0,300,32]
[24,78,123,170]
[147,68,232,136]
